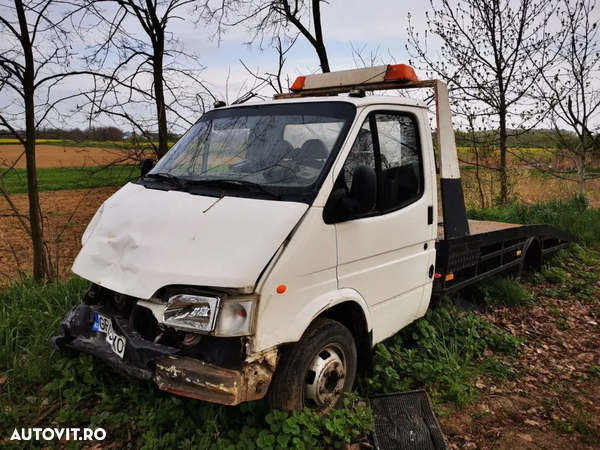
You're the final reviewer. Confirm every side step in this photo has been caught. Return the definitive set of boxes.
[370,390,448,450]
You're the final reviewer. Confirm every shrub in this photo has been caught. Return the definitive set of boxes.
[473,277,534,307]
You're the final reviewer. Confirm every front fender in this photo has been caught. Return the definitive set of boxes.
[252,288,372,352]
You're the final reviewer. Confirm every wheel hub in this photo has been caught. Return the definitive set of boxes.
[305,344,346,409]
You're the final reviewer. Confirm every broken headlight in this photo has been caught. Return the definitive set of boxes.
[163,294,220,333]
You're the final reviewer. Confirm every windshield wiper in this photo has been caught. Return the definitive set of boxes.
[144,173,186,189]
[186,178,282,200]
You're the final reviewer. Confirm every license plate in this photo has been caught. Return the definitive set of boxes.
[93,313,126,359]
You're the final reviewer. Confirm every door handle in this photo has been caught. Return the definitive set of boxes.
[427,206,433,225]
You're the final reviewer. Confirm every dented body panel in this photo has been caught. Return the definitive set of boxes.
[72,182,308,299]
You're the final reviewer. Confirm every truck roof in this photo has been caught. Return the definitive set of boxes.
[222,95,428,110]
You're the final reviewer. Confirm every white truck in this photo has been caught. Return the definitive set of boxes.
[53,65,573,412]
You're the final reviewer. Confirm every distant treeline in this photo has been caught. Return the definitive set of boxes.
[453,128,589,149]
[0,127,181,142]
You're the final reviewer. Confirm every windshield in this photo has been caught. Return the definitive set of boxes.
[147,102,356,201]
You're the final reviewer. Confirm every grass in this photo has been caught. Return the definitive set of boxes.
[0,281,521,447]
[1,197,598,447]
[468,196,600,245]
[0,279,373,449]
[471,277,534,308]
[363,299,520,406]
[2,165,138,193]
[535,245,600,303]
[0,277,89,393]
[2,248,598,447]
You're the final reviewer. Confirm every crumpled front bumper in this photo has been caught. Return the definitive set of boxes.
[52,305,274,406]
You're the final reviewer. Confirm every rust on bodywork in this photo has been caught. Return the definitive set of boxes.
[154,349,276,406]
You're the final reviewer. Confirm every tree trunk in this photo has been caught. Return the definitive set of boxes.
[153,46,168,159]
[578,153,586,198]
[312,0,330,73]
[16,0,50,280]
[499,107,508,206]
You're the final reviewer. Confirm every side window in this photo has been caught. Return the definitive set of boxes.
[375,113,423,211]
[341,119,376,191]
[332,112,423,222]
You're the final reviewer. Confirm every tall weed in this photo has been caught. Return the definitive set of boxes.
[363,301,520,405]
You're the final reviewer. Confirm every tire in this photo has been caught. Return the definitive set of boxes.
[268,317,358,413]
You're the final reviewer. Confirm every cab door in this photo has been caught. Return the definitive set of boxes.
[331,108,437,343]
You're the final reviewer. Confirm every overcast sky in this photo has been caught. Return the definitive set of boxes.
[2,0,599,132]
[195,0,432,99]
[0,0,436,132]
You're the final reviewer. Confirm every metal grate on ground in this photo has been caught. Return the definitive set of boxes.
[370,390,448,450]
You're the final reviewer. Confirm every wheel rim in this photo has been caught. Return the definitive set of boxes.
[304,343,346,410]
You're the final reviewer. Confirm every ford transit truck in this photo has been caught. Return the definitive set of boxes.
[53,65,574,412]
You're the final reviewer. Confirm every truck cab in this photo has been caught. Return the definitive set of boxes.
[54,65,572,412]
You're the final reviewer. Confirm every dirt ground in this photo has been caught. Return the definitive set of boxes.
[0,144,146,169]
[0,187,118,282]
[439,280,600,449]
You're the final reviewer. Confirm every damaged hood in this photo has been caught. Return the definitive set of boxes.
[72,183,308,299]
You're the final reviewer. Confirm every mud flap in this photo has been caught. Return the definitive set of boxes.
[369,390,448,450]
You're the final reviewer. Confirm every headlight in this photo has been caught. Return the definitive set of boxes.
[163,294,220,333]
[215,299,255,337]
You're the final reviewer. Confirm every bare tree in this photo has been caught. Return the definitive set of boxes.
[81,0,212,159]
[0,0,96,280]
[202,0,331,73]
[531,0,600,198]
[407,0,557,205]
[238,35,298,98]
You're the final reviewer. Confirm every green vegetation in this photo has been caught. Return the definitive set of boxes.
[2,198,599,447]
[551,401,599,443]
[2,165,137,194]
[535,245,600,303]
[0,279,522,447]
[0,279,373,449]
[471,277,534,307]
[455,128,559,149]
[468,196,600,245]
[364,300,519,406]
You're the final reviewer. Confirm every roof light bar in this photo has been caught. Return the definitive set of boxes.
[277,64,420,99]
[290,75,306,91]
[384,64,418,82]
[289,64,417,91]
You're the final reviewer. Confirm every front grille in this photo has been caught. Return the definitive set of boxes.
[370,390,448,450]
[130,305,160,342]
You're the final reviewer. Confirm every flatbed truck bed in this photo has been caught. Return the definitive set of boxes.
[434,220,576,294]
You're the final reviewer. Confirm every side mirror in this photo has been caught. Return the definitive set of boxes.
[341,165,377,215]
[140,158,155,177]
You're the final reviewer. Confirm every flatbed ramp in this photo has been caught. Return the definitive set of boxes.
[437,219,520,240]
[370,391,448,450]
[434,220,576,294]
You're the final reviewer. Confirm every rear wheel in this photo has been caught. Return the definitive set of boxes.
[268,318,357,413]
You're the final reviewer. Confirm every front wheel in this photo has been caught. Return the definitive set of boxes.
[268,318,357,413]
